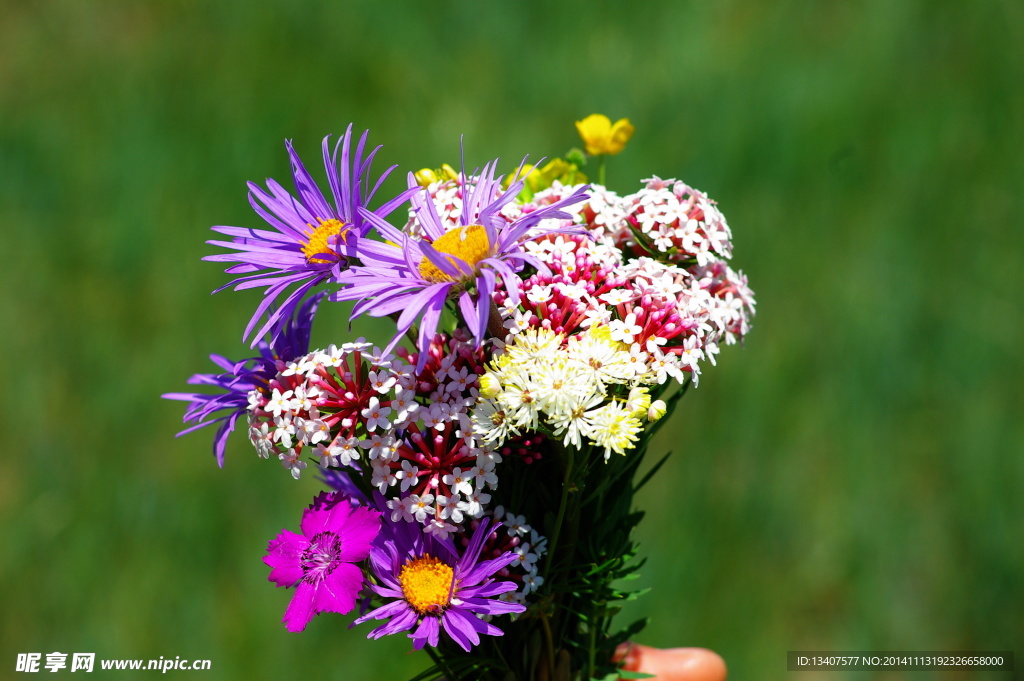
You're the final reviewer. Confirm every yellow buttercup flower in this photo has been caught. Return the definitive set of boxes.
[575,114,635,156]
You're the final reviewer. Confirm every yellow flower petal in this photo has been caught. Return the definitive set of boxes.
[606,118,635,155]
[575,114,634,156]
[576,114,613,156]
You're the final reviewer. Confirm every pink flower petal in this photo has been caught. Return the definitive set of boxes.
[282,581,317,632]
[336,507,381,562]
[263,529,306,587]
[316,563,363,615]
[300,494,353,536]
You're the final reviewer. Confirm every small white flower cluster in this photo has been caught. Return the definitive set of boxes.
[246,341,390,479]
[617,255,755,360]
[499,240,703,386]
[486,506,548,609]
[530,177,733,265]
[503,180,755,383]
[623,176,733,265]
[245,336,512,541]
[471,327,664,459]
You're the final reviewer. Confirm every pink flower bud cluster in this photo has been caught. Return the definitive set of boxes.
[245,334,537,541]
[493,179,755,385]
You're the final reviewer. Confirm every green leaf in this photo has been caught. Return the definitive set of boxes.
[633,450,673,492]
[626,221,658,255]
[405,665,444,681]
[609,617,650,648]
[618,671,657,679]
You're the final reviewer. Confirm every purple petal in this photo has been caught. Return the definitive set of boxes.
[374,184,420,220]
[396,284,446,331]
[324,132,345,218]
[459,551,520,587]
[411,615,440,650]
[458,290,479,336]
[248,276,323,346]
[211,412,238,468]
[369,546,400,588]
[368,605,419,639]
[408,175,446,241]
[452,604,507,635]
[210,224,295,243]
[338,128,355,218]
[440,607,481,652]
[485,257,523,307]
[460,580,519,598]
[457,518,494,574]
[287,140,334,221]
[354,598,410,625]
[474,269,496,345]
[414,292,446,370]
[368,583,404,599]
[355,207,409,247]
[460,595,525,617]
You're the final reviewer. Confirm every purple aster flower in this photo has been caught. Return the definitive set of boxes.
[264,491,382,632]
[333,160,589,366]
[205,125,416,345]
[162,292,323,467]
[355,515,525,651]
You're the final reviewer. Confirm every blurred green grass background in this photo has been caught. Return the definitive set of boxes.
[2,1,1021,679]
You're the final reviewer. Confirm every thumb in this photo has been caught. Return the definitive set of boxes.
[617,644,727,681]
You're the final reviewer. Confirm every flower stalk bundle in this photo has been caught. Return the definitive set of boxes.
[166,117,754,681]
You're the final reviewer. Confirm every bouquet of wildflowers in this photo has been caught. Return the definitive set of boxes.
[166,116,754,681]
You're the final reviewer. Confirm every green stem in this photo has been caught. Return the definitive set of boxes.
[537,445,575,679]
[485,300,506,341]
[490,638,511,676]
[541,444,575,580]
[424,645,458,681]
[587,618,598,680]
[597,156,607,186]
[540,609,557,681]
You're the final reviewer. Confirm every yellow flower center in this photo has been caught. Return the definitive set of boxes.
[302,218,348,264]
[399,554,454,615]
[418,225,491,283]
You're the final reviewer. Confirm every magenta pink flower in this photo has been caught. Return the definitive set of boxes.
[264,492,381,632]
